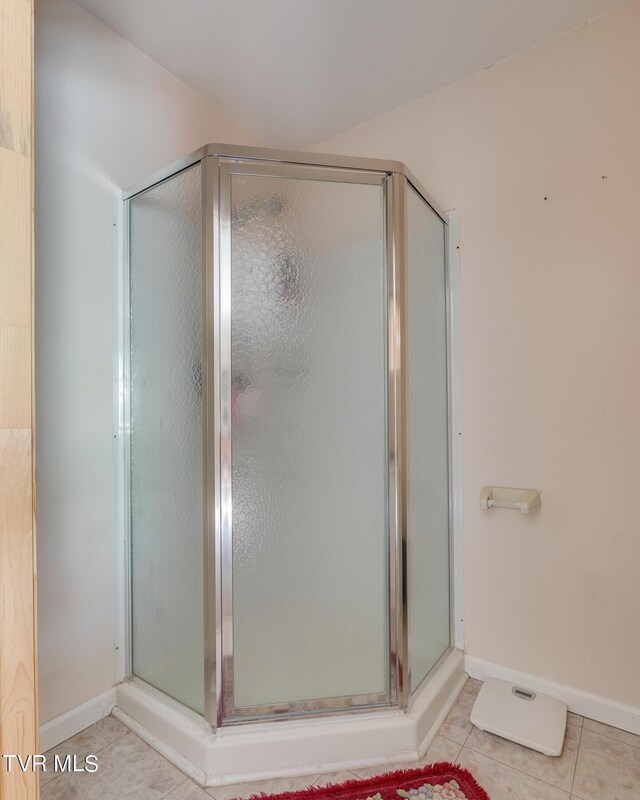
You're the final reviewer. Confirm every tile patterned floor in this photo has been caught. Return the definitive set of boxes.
[40,678,640,800]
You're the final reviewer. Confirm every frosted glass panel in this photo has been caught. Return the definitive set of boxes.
[230,173,388,709]
[129,164,204,714]
[406,185,450,691]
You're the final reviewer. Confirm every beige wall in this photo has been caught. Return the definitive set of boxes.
[311,2,640,709]
[35,0,260,724]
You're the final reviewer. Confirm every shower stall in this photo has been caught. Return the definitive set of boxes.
[117,144,461,780]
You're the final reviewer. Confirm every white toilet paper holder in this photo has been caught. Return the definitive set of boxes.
[480,486,541,514]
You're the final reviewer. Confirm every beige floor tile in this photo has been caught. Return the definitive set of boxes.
[465,678,483,695]
[583,717,640,749]
[312,771,358,787]
[572,728,640,800]
[457,748,570,800]
[166,780,212,799]
[567,713,583,729]
[40,716,129,787]
[349,760,420,780]
[438,683,478,746]
[40,731,185,799]
[421,735,461,764]
[464,718,580,791]
[207,773,321,800]
[40,776,78,799]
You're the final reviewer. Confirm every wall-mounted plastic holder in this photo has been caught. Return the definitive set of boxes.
[480,486,541,514]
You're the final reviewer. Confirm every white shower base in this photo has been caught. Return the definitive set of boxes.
[113,648,465,788]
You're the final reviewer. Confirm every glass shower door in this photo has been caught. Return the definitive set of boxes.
[220,162,390,720]
[405,183,451,694]
[128,164,205,714]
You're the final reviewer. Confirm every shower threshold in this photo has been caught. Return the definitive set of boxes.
[113,649,465,788]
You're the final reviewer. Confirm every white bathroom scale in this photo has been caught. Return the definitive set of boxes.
[470,678,567,756]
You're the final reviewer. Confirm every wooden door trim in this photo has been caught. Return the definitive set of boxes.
[0,0,39,797]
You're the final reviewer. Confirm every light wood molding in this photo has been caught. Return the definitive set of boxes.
[0,0,38,797]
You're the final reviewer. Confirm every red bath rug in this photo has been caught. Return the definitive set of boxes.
[249,764,489,800]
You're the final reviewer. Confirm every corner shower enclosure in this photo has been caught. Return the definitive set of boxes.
[122,144,453,732]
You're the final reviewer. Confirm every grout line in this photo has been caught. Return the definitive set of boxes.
[207,773,323,800]
[569,726,582,797]
[45,717,129,757]
[39,772,64,792]
[460,741,573,795]
[88,728,130,757]
[460,723,473,748]
[95,731,189,798]
[40,720,132,789]
[119,730,210,794]
[160,777,189,799]
[438,732,470,749]
[311,774,327,787]
[81,726,133,757]
[99,729,130,751]
[581,721,640,750]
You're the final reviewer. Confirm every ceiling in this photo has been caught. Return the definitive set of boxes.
[74,0,631,149]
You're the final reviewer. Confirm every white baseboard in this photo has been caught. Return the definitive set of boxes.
[39,688,117,752]
[465,655,640,737]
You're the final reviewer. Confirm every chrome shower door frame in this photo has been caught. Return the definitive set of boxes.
[214,157,398,725]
